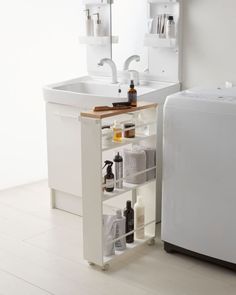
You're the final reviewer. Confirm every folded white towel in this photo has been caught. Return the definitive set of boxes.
[124,147,146,184]
[142,147,156,181]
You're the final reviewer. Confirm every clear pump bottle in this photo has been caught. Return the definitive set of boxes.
[84,9,93,36]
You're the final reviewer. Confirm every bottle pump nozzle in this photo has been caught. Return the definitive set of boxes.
[102,160,113,170]
[84,9,91,20]
[93,13,101,24]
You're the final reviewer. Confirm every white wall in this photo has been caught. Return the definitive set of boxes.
[0,1,86,190]
[182,0,236,89]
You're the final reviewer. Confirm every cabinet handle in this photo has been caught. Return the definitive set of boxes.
[54,112,80,121]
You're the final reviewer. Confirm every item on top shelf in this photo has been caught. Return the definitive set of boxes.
[112,102,131,107]
[142,147,156,181]
[124,122,135,138]
[114,210,126,251]
[135,113,150,136]
[93,105,131,112]
[103,215,116,256]
[103,160,114,192]
[134,196,145,240]
[113,120,123,142]
[166,15,176,39]
[114,152,123,189]
[147,18,154,34]
[160,14,167,38]
[102,125,112,146]
[84,9,94,36]
[124,146,146,184]
[128,80,137,107]
[93,13,104,37]
[152,14,169,38]
[124,201,134,243]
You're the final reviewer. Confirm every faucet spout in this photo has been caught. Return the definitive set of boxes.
[98,58,118,84]
[123,55,140,71]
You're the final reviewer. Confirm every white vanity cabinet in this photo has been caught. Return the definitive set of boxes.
[46,103,83,215]
[44,0,182,219]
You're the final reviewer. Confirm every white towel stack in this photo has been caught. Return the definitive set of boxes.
[124,146,156,184]
[124,147,146,184]
[142,147,156,181]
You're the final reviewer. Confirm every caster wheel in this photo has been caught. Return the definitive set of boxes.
[88,262,95,266]
[148,238,155,246]
[101,264,110,271]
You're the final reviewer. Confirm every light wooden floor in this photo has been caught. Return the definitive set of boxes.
[0,180,235,295]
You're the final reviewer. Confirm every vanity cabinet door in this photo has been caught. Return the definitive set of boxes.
[46,103,82,197]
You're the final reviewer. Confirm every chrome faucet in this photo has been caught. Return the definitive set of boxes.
[123,55,140,71]
[98,58,118,84]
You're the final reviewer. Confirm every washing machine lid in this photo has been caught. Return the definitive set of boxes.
[165,86,236,116]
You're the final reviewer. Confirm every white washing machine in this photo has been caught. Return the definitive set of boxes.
[162,86,236,270]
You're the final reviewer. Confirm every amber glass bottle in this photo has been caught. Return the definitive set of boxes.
[128,80,137,107]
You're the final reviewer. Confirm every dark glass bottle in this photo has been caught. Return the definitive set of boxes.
[103,161,114,192]
[128,80,137,107]
[124,200,134,243]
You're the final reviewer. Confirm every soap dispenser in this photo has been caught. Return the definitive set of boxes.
[93,13,103,36]
[84,9,93,36]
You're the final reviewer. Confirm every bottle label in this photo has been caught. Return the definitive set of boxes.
[115,162,123,188]
[128,220,134,227]
[128,93,137,106]
[136,214,145,238]
[137,215,144,226]
[106,179,114,189]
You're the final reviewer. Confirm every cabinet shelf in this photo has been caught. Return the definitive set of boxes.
[79,36,118,46]
[103,134,156,152]
[103,178,156,201]
[144,34,177,48]
[104,234,155,263]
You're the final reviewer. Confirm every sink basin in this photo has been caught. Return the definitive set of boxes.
[44,76,179,109]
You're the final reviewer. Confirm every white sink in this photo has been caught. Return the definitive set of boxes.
[43,76,178,108]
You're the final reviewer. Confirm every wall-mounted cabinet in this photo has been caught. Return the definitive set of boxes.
[146,0,180,47]
[110,0,182,82]
[146,0,182,82]
[79,36,118,46]
[81,0,113,75]
[144,34,177,48]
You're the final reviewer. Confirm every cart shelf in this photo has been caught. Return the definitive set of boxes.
[81,101,158,270]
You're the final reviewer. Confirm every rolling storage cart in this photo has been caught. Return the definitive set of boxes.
[81,102,158,270]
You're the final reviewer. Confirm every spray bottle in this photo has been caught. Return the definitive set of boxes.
[103,161,114,192]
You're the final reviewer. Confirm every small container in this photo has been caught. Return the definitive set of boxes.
[113,120,122,142]
[84,9,93,36]
[93,13,104,37]
[114,209,126,251]
[124,123,135,138]
[124,201,134,243]
[166,15,176,39]
[114,152,123,189]
[128,80,137,107]
[135,113,149,136]
[102,125,112,146]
